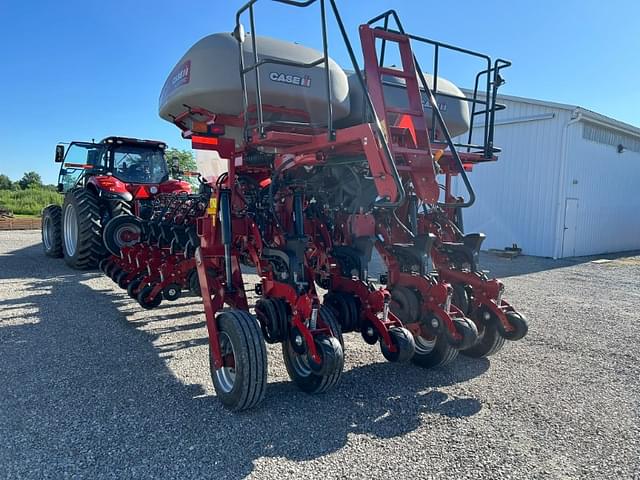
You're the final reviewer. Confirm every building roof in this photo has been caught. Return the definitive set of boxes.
[492,92,640,138]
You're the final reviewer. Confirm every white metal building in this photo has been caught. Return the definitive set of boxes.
[456,93,640,258]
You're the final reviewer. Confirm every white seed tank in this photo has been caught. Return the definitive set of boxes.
[159,32,351,134]
[159,33,470,141]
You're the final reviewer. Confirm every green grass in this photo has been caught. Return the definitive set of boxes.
[0,188,62,216]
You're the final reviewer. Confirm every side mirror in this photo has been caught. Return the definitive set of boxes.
[57,182,64,193]
[171,156,181,176]
[55,145,65,163]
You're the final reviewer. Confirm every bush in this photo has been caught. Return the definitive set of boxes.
[0,188,62,216]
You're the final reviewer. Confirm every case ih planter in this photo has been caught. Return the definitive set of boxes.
[123,1,528,411]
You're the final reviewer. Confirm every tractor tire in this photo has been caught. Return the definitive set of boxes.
[210,309,268,411]
[61,187,106,269]
[41,205,63,258]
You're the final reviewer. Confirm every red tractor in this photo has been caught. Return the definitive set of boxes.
[41,136,191,269]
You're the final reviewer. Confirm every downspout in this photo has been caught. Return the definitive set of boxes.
[553,110,583,259]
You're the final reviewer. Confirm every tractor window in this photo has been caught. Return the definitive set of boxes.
[58,143,105,192]
[112,146,169,184]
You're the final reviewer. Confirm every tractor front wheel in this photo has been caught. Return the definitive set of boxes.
[42,205,63,258]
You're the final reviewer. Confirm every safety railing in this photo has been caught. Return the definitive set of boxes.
[368,10,511,160]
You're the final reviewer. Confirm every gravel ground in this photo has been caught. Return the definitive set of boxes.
[1,230,639,479]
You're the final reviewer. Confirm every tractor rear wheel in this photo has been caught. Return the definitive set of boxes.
[61,187,106,269]
[42,205,63,258]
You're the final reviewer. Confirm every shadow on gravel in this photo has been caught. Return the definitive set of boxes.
[0,243,486,478]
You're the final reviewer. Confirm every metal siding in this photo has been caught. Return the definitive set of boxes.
[453,99,570,257]
[564,124,640,256]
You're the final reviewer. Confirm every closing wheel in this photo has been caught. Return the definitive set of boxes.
[460,322,505,358]
[282,306,344,394]
[390,286,420,324]
[42,205,63,258]
[380,327,415,363]
[447,317,479,350]
[411,319,458,368]
[163,284,182,301]
[98,258,111,274]
[324,291,360,333]
[210,309,267,411]
[109,267,122,282]
[115,270,130,289]
[137,285,162,309]
[127,277,143,299]
[501,312,529,341]
[103,215,143,256]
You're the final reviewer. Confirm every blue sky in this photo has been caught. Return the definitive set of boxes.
[0,0,638,183]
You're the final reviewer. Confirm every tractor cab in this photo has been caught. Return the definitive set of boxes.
[56,137,172,195]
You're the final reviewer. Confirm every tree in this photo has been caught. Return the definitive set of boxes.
[165,148,197,174]
[0,174,12,190]
[18,171,43,190]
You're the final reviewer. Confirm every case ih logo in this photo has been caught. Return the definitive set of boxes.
[269,72,311,88]
[160,60,191,104]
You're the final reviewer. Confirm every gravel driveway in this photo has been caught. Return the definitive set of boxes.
[1,230,638,479]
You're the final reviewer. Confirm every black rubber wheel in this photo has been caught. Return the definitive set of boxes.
[98,258,111,274]
[210,309,267,411]
[127,277,143,298]
[61,187,107,269]
[501,312,529,341]
[411,325,458,368]
[452,283,471,316]
[460,322,505,358]
[283,306,344,394]
[324,291,360,333]
[137,285,162,309]
[188,270,201,296]
[103,215,143,256]
[41,205,63,258]
[380,327,415,363]
[116,270,131,289]
[390,285,421,323]
[162,284,182,301]
[109,267,122,282]
[448,317,479,350]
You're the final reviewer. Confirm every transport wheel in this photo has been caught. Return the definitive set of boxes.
[411,321,458,368]
[501,312,529,341]
[390,286,420,323]
[62,187,107,269]
[41,205,63,258]
[188,270,201,296]
[137,285,162,309]
[210,309,267,411]
[127,277,143,298]
[380,327,415,363]
[103,215,143,256]
[163,284,182,301]
[283,306,344,394]
[460,322,505,358]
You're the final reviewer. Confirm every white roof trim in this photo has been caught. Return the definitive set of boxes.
[461,89,640,139]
